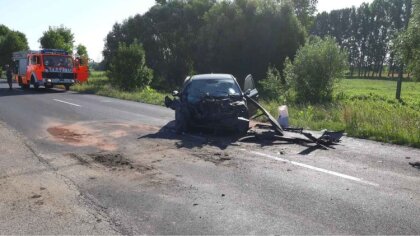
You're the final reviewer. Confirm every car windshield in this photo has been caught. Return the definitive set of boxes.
[186,78,241,104]
[43,56,73,68]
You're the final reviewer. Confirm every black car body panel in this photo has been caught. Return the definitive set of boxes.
[165,74,258,134]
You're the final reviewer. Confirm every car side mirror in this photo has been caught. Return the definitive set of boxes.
[172,90,180,97]
[164,96,173,109]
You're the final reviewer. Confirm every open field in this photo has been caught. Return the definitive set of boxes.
[73,72,420,148]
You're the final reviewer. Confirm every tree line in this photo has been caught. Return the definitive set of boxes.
[311,0,412,78]
[103,0,318,89]
[2,0,419,92]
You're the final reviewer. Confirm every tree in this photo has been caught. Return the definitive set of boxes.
[141,0,215,87]
[39,26,74,53]
[0,24,29,66]
[311,0,412,78]
[198,0,305,81]
[285,36,347,103]
[292,0,318,30]
[103,0,306,90]
[76,44,89,58]
[103,0,216,88]
[108,42,153,91]
[397,0,420,80]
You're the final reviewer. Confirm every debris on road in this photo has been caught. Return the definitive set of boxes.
[242,95,344,151]
[88,152,131,167]
[190,150,234,166]
[69,152,156,174]
[409,162,420,169]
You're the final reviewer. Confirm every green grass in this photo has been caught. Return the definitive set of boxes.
[263,79,420,148]
[74,72,420,148]
[72,71,169,106]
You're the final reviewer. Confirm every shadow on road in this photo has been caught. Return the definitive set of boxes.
[0,82,67,97]
[138,121,241,150]
[138,121,336,155]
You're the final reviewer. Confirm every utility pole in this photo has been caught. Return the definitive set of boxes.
[396,64,403,100]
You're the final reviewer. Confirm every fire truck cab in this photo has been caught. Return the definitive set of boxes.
[12,49,89,90]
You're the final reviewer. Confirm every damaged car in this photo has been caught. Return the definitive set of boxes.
[165,74,258,134]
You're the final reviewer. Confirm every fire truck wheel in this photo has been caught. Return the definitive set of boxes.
[64,85,70,91]
[34,83,39,89]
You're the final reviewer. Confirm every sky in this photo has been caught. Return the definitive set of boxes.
[0,0,374,62]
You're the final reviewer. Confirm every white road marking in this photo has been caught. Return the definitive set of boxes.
[53,99,81,107]
[243,149,379,187]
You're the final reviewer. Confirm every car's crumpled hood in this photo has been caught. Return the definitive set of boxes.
[189,96,248,122]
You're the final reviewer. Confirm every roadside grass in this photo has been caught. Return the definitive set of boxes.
[74,72,420,148]
[263,79,420,148]
[72,71,168,106]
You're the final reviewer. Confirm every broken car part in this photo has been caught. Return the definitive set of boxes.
[165,74,259,134]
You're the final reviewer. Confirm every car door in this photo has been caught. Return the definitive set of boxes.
[243,74,259,117]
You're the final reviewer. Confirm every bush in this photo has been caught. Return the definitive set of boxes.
[259,66,288,101]
[285,36,347,103]
[108,42,153,91]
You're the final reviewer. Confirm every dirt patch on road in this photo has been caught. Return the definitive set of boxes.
[88,152,132,168]
[47,122,161,151]
[68,152,155,174]
[47,123,117,151]
[47,127,88,143]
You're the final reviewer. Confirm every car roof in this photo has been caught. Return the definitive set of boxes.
[191,74,234,80]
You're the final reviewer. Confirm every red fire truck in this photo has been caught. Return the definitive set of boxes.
[12,49,89,90]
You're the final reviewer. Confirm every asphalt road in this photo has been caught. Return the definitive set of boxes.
[0,80,419,234]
